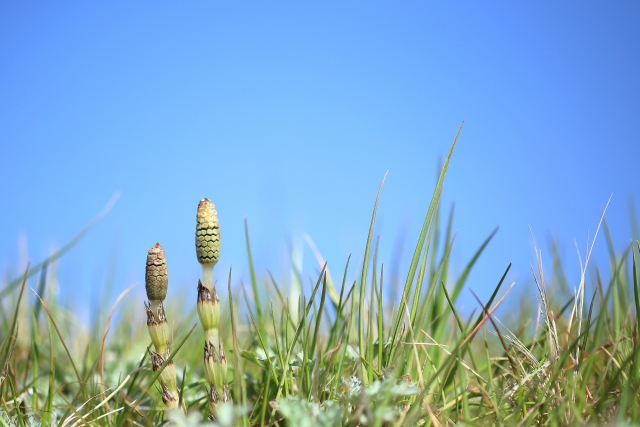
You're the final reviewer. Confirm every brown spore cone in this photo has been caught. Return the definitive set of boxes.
[146,243,168,302]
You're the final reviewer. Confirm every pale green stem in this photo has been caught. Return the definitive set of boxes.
[201,263,215,291]
[150,300,161,314]
[205,327,219,349]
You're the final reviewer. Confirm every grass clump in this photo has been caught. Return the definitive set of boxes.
[1,127,640,426]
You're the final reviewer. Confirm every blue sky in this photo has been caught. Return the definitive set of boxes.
[1,2,639,315]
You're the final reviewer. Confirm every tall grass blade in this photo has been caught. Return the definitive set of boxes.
[228,266,250,427]
[633,242,640,341]
[451,227,498,303]
[388,121,464,364]
[0,193,119,300]
[0,266,28,385]
[358,171,388,363]
[33,261,48,324]
[32,288,83,389]
[310,273,327,359]
[244,218,263,328]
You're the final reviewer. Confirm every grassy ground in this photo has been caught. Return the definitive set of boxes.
[1,132,640,426]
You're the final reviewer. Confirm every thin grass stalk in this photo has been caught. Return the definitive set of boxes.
[365,236,380,383]
[244,218,263,329]
[326,255,351,352]
[264,268,326,420]
[377,265,384,374]
[331,283,356,398]
[358,172,387,368]
[310,274,327,361]
[389,122,463,364]
[301,293,311,395]
[633,242,640,349]
[441,281,483,382]
[42,320,55,426]
[227,268,250,427]
[0,266,28,391]
[1,194,119,301]
[409,194,440,334]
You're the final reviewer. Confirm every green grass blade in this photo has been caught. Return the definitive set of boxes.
[0,267,28,381]
[471,263,511,331]
[377,264,384,374]
[310,273,327,359]
[629,199,639,242]
[366,236,380,383]
[430,227,498,353]
[228,267,250,427]
[409,194,441,335]
[451,227,499,303]
[33,261,48,324]
[326,255,351,351]
[7,377,26,427]
[1,193,119,300]
[331,282,356,397]
[441,281,483,382]
[633,242,640,342]
[244,218,264,330]
[359,171,388,363]
[274,266,326,399]
[388,121,464,364]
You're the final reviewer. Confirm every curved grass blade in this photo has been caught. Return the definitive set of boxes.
[244,218,264,329]
[359,171,388,363]
[0,266,29,387]
[32,288,82,388]
[450,227,499,304]
[1,192,119,300]
[388,121,464,364]
[633,242,640,344]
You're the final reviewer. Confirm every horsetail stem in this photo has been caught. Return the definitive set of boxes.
[204,340,227,391]
[145,302,170,355]
[144,243,182,410]
[161,384,179,409]
[207,385,220,418]
[196,198,220,291]
[195,198,231,418]
[197,280,220,346]
[149,350,179,409]
[207,384,231,419]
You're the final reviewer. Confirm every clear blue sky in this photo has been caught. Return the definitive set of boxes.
[1,2,639,315]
